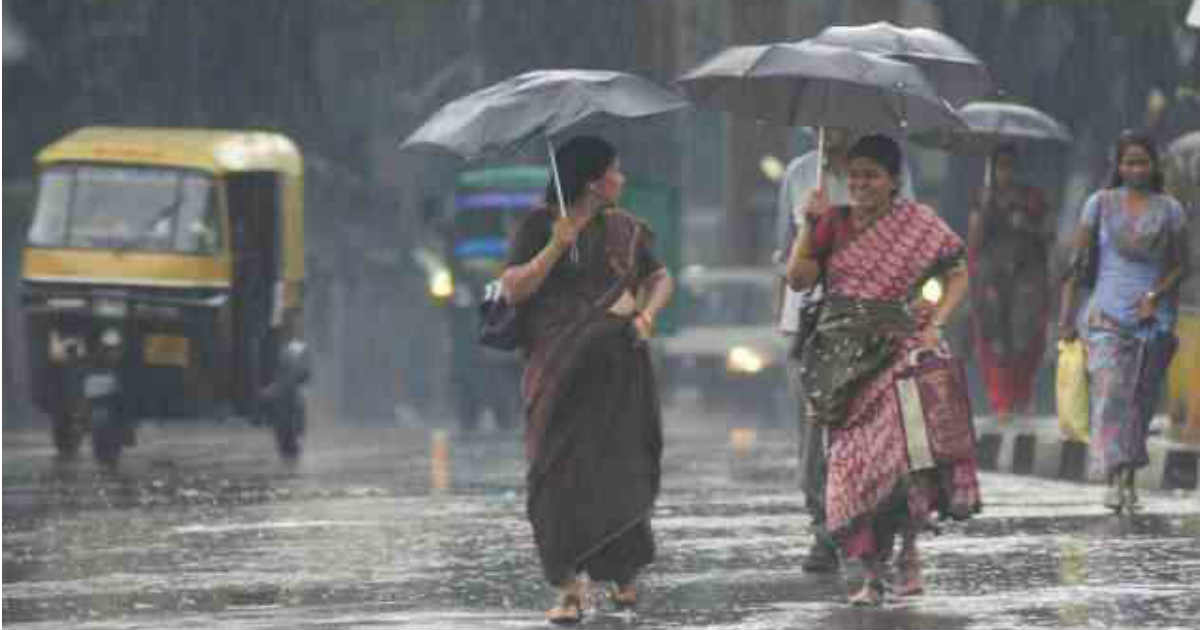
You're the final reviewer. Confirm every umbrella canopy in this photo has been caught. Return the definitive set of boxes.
[399,69,687,160]
[915,101,1072,153]
[811,21,992,106]
[1168,130,1200,163]
[677,40,965,135]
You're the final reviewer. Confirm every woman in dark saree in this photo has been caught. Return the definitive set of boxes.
[500,136,674,623]
[786,135,981,606]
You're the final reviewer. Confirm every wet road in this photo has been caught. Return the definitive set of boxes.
[4,406,1200,630]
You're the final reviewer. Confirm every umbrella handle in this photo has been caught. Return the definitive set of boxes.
[816,126,825,191]
[546,137,578,262]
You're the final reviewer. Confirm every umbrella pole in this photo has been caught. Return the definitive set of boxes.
[984,153,993,188]
[816,126,826,191]
[546,137,578,262]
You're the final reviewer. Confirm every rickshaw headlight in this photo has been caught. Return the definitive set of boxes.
[100,327,123,348]
[46,297,87,310]
[94,299,128,319]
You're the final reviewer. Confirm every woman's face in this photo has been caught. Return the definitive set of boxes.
[1118,144,1154,190]
[848,157,897,211]
[994,153,1015,187]
[592,158,625,204]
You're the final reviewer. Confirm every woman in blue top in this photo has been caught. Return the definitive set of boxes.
[1059,131,1190,513]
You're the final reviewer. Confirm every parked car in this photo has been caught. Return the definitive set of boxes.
[658,266,792,425]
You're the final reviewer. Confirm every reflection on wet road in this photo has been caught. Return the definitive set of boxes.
[4,413,1199,629]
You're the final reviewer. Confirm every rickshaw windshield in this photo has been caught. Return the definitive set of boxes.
[451,191,538,259]
[28,165,222,255]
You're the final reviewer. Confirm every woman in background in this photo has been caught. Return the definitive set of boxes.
[1059,131,1189,513]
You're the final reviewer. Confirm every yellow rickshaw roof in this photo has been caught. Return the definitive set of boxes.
[36,127,303,176]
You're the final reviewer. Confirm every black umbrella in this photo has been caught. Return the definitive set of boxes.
[812,21,992,106]
[400,69,687,221]
[677,40,965,187]
[915,101,1072,186]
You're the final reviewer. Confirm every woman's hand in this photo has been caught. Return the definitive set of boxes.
[917,325,942,350]
[1136,292,1157,321]
[633,311,654,341]
[550,214,591,250]
[796,187,830,224]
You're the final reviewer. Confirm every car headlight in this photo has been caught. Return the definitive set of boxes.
[921,277,943,303]
[430,269,454,299]
[94,298,128,318]
[726,346,765,374]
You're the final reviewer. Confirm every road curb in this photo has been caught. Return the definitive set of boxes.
[973,416,1200,491]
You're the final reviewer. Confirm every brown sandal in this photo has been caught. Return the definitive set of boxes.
[894,549,924,597]
[546,581,584,625]
[608,583,638,609]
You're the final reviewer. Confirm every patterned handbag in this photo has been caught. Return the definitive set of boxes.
[895,347,976,470]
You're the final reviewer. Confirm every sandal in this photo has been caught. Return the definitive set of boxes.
[1122,470,1140,513]
[546,581,584,625]
[893,548,924,597]
[848,578,885,607]
[1104,471,1124,513]
[608,583,637,609]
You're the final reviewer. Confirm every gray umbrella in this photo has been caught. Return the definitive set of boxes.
[812,21,992,107]
[917,101,1072,152]
[678,40,965,188]
[1166,130,1200,201]
[677,40,964,134]
[914,101,1072,186]
[400,69,686,225]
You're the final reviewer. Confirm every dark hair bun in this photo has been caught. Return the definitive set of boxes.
[847,134,902,178]
[544,136,616,207]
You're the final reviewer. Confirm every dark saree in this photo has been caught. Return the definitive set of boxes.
[509,206,664,585]
[968,185,1050,416]
[803,200,982,560]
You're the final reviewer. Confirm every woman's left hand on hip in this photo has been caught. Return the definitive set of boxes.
[1136,294,1157,321]
[917,326,942,350]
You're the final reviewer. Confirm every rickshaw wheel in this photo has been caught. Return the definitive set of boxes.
[273,392,305,459]
[90,399,125,466]
[52,405,86,459]
[91,420,124,465]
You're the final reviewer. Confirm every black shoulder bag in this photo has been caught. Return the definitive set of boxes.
[478,221,642,352]
[478,279,523,351]
[1072,192,1106,290]
[790,206,848,360]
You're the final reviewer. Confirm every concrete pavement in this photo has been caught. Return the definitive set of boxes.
[973,414,1200,491]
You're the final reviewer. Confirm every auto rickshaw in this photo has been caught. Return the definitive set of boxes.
[20,127,310,463]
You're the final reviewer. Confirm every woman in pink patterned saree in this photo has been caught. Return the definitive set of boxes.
[786,135,982,606]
